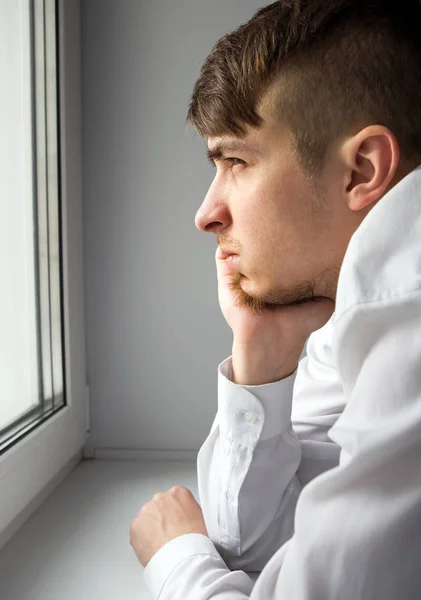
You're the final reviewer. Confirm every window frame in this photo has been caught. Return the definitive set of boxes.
[0,0,88,551]
[0,0,66,454]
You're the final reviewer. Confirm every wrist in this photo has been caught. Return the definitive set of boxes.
[231,340,303,386]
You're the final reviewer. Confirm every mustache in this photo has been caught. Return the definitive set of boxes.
[217,236,242,253]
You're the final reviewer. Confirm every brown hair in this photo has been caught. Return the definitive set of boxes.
[187,0,421,174]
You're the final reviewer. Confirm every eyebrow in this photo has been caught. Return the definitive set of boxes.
[206,141,261,165]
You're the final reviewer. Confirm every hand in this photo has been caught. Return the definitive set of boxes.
[130,486,209,567]
[216,247,335,384]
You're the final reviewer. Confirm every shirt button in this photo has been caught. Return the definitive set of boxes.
[244,412,259,423]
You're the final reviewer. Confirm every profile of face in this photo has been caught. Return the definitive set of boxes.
[194,102,401,312]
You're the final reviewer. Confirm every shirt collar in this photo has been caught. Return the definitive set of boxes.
[335,164,421,319]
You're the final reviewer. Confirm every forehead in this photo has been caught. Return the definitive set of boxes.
[207,137,257,153]
[207,108,288,154]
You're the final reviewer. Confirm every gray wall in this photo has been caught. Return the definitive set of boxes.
[82,0,269,451]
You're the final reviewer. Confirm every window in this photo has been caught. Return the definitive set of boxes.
[0,0,65,454]
[0,0,86,552]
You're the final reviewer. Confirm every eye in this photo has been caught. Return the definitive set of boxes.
[225,157,246,167]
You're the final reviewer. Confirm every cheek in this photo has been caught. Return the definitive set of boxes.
[237,178,280,226]
[238,199,274,246]
[235,164,313,251]
[238,197,284,263]
[242,181,292,236]
[251,212,314,277]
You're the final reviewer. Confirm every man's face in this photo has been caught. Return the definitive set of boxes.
[194,107,367,311]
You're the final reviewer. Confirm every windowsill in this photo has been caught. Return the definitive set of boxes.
[0,459,201,600]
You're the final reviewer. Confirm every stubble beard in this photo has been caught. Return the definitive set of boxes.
[228,268,338,316]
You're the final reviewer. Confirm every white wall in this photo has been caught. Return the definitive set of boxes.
[82,0,270,451]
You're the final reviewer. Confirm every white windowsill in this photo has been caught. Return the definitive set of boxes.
[0,459,200,600]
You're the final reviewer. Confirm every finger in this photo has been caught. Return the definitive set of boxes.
[215,245,225,263]
[215,246,229,281]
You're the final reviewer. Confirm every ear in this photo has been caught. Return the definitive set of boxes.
[341,126,400,212]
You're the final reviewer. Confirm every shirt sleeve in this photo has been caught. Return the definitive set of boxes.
[196,352,301,573]
[142,533,255,600]
[196,315,342,574]
[143,291,421,600]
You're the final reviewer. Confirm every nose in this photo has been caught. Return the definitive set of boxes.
[194,181,231,234]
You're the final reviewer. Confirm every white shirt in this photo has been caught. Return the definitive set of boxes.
[143,165,421,599]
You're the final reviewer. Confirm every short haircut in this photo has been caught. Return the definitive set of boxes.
[187,0,421,174]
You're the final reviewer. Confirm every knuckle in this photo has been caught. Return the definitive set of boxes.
[170,485,189,496]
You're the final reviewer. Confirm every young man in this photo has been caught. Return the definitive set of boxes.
[130,1,421,598]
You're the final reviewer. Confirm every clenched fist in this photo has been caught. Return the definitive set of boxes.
[130,485,209,567]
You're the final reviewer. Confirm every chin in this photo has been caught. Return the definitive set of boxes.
[228,270,321,313]
[228,272,281,314]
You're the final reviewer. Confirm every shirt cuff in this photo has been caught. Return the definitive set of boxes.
[143,533,227,600]
[218,356,297,442]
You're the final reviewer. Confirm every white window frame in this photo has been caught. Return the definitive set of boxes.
[0,0,88,551]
